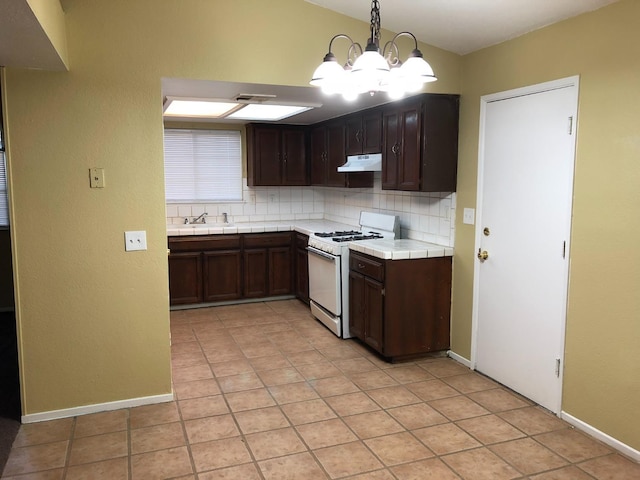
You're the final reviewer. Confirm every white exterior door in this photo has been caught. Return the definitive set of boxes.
[473,77,579,413]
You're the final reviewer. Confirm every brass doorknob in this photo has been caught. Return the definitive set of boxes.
[477,249,489,261]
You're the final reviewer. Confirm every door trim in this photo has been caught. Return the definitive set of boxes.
[470,75,580,413]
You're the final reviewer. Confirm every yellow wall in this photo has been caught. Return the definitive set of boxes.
[4,0,460,415]
[453,0,640,450]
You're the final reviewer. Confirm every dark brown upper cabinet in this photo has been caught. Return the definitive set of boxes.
[345,110,382,156]
[310,120,374,188]
[246,124,308,186]
[382,94,459,192]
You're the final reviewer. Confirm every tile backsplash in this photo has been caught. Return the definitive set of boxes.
[167,174,455,247]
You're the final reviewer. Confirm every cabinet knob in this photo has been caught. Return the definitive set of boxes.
[356,129,362,143]
[392,143,400,155]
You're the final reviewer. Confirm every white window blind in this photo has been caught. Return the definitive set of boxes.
[163,129,242,202]
[0,152,8,226]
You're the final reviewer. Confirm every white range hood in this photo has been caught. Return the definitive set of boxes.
[337,153,382,172]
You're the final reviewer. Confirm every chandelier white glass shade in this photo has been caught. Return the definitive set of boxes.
[310,0,436,101]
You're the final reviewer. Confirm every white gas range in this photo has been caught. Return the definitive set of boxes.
[307,212,400,338]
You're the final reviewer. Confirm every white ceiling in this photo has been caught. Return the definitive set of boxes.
[305,0,620,55]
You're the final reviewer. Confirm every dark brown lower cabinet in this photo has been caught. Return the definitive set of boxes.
[244,249,268,298]
[349,250,452,361]
[269,247,293,296]
[243,233,293,298]
[349,270,383,351]
[169,233,294,305]
[168,252,202,305]
[295,233,309,304]
[203,250,242,302]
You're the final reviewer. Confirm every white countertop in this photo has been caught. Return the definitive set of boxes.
[167,221,453,259]
[349,238,454,260]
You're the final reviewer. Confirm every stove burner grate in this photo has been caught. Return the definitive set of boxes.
[332,233,384,243]
[314,230,362,238]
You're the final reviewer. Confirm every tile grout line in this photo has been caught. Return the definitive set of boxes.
[60,415,77,480]
[126,407,132,480]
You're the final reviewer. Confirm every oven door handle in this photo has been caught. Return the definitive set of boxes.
[307,246,337,261]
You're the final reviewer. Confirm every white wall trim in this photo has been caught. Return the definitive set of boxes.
[21,392,174,424]
[561,411,640,463]
[447,350,472,368]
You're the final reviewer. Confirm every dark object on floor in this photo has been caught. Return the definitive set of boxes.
[0,311,21,473]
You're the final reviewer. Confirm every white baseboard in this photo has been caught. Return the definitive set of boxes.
[447,350,472,368]
[21,392,175,424]
[561,411,640,462]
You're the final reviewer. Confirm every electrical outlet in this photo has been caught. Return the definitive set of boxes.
[124,231,147,251]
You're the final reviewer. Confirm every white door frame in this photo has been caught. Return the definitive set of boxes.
[470,75,580,413]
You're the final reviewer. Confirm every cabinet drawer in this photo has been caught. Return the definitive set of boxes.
[350,252,384,282]
[169,235,241,252]
[244,232,292,248]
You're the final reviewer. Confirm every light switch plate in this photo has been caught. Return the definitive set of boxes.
[463,208,475,225]
[124,231,147,251]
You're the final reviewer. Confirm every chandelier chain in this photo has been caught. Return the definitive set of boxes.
[370,0,381,45]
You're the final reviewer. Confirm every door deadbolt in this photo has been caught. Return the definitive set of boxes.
[483,227,490,236]
[477,248,489,261]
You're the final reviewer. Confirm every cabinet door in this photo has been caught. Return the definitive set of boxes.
[382,109,400,190]
[348,270,365,340]
[244,249,268,298]
[364,277,384,351]
[203,250,241,302]
[310,126,327,185]
[362,111,382,154]
[269,246,293,296]
[397,103,422,191]
[282,128,308,185]
[345,115,363,156]
[421,95,459,192]
[295,247,309,303]
[295,234,309,303]
[168,252,202,305]
[250,127,281,186]
[345,112,381,155]
[326,122,346,187]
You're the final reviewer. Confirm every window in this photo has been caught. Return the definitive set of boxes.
[163,129,242,202]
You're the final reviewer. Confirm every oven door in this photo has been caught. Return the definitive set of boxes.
[307,246,341,317]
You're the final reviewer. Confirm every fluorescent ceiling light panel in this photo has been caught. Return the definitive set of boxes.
[163,98,239,117]
[227,104,314,121]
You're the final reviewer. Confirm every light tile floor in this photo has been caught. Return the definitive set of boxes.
[2,299,639,479]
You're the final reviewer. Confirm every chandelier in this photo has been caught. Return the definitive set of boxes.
[310,0,437,101]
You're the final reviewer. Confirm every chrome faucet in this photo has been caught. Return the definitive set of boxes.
[222,212,228,224]
[190,212,208,224]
